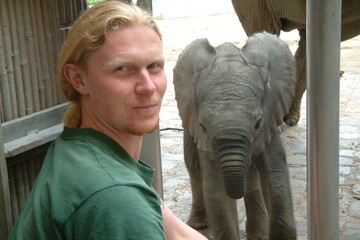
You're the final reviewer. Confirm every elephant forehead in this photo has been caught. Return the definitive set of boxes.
[196,72,264,100]
[197,95,263,126]
[199,99,262,118]
[199,61,265,84]
[198,108,258,136]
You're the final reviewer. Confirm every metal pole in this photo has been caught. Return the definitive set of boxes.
[140,127,163,198]
[307,0,341,239]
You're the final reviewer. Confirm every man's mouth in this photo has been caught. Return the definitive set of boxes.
[133,103,159,113]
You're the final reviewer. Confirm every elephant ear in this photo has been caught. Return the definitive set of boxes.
[173,39,217,151]
[241,32,296,151]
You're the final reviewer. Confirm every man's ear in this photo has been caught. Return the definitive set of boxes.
[63,63,89,95]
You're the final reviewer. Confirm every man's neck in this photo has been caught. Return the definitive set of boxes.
[80,121,143,161]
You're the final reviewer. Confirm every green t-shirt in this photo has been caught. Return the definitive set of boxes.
[8,127,165,240]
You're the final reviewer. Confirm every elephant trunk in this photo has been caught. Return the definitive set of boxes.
[213,134,252,199]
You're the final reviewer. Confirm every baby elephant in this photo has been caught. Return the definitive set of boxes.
[173,32,297,240]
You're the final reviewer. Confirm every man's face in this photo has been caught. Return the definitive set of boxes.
[81,25,167,135]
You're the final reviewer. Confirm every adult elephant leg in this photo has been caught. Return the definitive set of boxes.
[284,28,307,126]
[184,131,209,229]
[231,0,281,36]
[136,0,152,14]
[341,19,360,41]
[257,135,296,240]
[244,161,269,239]
[199,150,239,240]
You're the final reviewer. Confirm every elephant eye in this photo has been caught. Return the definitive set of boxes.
[255,116,263,131]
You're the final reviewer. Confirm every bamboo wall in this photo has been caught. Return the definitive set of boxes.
[0,0,88,233]
[7,150,46,225]
[0,0,87,122]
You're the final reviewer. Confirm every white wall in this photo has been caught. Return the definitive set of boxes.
[152,0,235,18]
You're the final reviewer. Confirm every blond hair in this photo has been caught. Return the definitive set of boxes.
[58,1,162,127]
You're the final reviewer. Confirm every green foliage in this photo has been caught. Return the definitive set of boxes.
[88,0,106,5]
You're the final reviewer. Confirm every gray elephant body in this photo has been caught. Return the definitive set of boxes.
[231,0,360,125]
[174,32,297,240]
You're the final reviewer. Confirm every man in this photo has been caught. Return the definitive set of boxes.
[8,1,207,239]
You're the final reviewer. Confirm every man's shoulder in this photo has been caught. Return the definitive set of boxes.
[65,184,164,239]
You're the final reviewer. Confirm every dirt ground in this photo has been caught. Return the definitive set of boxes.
[156,13,360,239]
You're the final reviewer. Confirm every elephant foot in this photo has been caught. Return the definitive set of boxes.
[276,122,286,133]
[187,211,209,230]
[247,234,268,240]
[246,217,269,240]
[284,108,300,126]
[187,219,209,230]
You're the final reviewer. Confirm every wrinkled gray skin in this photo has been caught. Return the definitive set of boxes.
[173,32,297,240]
[232,0,360,126]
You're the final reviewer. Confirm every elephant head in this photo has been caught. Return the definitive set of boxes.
[173,32,296,199]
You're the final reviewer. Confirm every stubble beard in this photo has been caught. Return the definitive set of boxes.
[125,119,159,136]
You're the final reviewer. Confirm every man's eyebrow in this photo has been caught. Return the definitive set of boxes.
[104,55,165,69]
[147,54,165,63]
[103,57,132,69]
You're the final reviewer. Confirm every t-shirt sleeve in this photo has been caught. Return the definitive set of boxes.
[63,185,165,240]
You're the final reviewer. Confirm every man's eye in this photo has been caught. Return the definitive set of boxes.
[148,63,159,69]
[117,66,128,72]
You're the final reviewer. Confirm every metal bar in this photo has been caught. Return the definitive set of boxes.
[306,0,341,239]
[140,127,163,198]
[139,0,162,198]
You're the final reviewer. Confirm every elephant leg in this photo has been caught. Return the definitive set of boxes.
[244,161,269,240]
[199,150,239,240]
[341,19,360,41]
[231,0,281,36]
[257,135,296,240]
[284,28,306,126]
[183,131,209,229]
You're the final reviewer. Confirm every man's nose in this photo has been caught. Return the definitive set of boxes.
[135,69,156,94]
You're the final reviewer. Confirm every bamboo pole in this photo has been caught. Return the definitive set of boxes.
[21,161,30,199]
[68,0,75,23]
[27,156,37,191]
[8,166,18,225]
[28,0,46,110]
[56,0,66,26]
[33,154,43,179]
[0,115,11,237]
[9,1,28,118]
[0,1,8,123]
[46,0,61,104]
[13,0,34,116]
[23,0,42,112]
[52,0,67,103]
[41,0,60,106]
[2,0,21,120]
[0,13,12,122]
[14,164,25,214]
[33,0,54,108]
